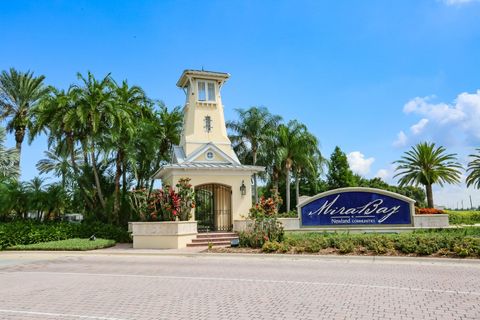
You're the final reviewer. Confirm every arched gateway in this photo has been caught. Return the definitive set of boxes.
[153,70,263,232]
[195,184,232,232]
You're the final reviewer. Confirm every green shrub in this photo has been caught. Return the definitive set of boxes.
[453,237,480,257]
[0,221,131,250]
[304,241,321,253]
[238,231,252,247]
[415,235,440,255]
[395,234,418,254]
[447,211,480,225]
[277,211,298,218]
[238,217,284,249]
[262,241,281,253]
[337,240,354,254]
[294,246,305,253]
[241,228,480,258]
[277,242,291,253]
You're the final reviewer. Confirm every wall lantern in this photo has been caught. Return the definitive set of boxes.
[240,180,246,196]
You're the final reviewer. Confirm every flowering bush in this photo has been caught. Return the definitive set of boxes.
[241,190,284,248]
[415,207,445,215]
[129,178,195,222]
[149,187,181,221]
[176,178,195,221]
[248,190,283,219]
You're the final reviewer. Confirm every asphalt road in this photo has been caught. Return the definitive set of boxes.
[0,252,479,320]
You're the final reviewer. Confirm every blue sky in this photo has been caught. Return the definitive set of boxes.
[1,0,480,208]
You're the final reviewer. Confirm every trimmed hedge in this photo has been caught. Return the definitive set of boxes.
[0,221,131,250]
[258,228,480,258]
[7,238,116,251]
[447,210,480,225]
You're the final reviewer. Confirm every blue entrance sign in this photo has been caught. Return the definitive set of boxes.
[300,188,414,227]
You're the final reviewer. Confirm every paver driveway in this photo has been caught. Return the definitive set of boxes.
[0,252,479,319]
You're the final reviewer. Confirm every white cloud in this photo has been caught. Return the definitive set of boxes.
[410,118,429,135]
[347,151,375,176]
[375,169,390,180]
[433,183,480,209]
[393,131,408,147]
[401,90,480,147]
[442,0,478,6]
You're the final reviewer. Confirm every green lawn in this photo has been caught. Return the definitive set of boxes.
[7,238,116,251]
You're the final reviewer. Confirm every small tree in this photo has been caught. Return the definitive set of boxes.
[326,146,356,189]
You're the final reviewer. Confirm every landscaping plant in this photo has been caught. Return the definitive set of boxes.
[0,220,131,250]
[129,178,195,222]
[239,193,284,248]
[256,228,480,258]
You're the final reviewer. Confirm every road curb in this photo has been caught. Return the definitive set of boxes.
[2,249,480,266]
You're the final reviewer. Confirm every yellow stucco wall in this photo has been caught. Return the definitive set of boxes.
[165,173,253,222]
[158,71,259,227]
[180,77,237,160]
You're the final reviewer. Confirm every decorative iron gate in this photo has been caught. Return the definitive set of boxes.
[194,184,232,232]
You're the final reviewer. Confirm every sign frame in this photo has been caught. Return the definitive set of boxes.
[297,187,416,228]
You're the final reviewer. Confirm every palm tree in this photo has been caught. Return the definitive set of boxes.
[277,120,315,212]
[71,71,115,210]
[258,131,283,193]
[31,87,95,210]
[292,136,324,206]
[0,126,19,181]
[26,177,46,220]
[44,183,68,220]
[0,68,49,169]
[157,104,183,161]
[394,142,462,208]
[36,149,80,189]
[227,107,282,202]
[466,148,480,189]
[109,80,147,221]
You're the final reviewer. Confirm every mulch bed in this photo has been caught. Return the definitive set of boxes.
[204,246,472,258]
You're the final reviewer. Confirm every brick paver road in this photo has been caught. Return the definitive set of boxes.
[0,253,479,319]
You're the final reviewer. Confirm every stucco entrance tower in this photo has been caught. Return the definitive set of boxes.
[154,70,264,232]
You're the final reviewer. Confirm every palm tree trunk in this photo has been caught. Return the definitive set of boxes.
[68,137,94,211]
[252,149,258,203]
[285,164,291,213]
[61,173,66,190]
[272,169,279,193]
[148,158,162,195]
[122,159,127,194]
[14,127,25,171]
[90,142,106,210]
[113,150,122,224]
[81,140,89,166]
[426,184,434,208]
[295,169,300,207]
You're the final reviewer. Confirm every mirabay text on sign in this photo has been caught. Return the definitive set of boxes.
[299,188,415,227]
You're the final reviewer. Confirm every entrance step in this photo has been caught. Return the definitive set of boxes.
[196,232,237,239]
[187,232,239,248]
